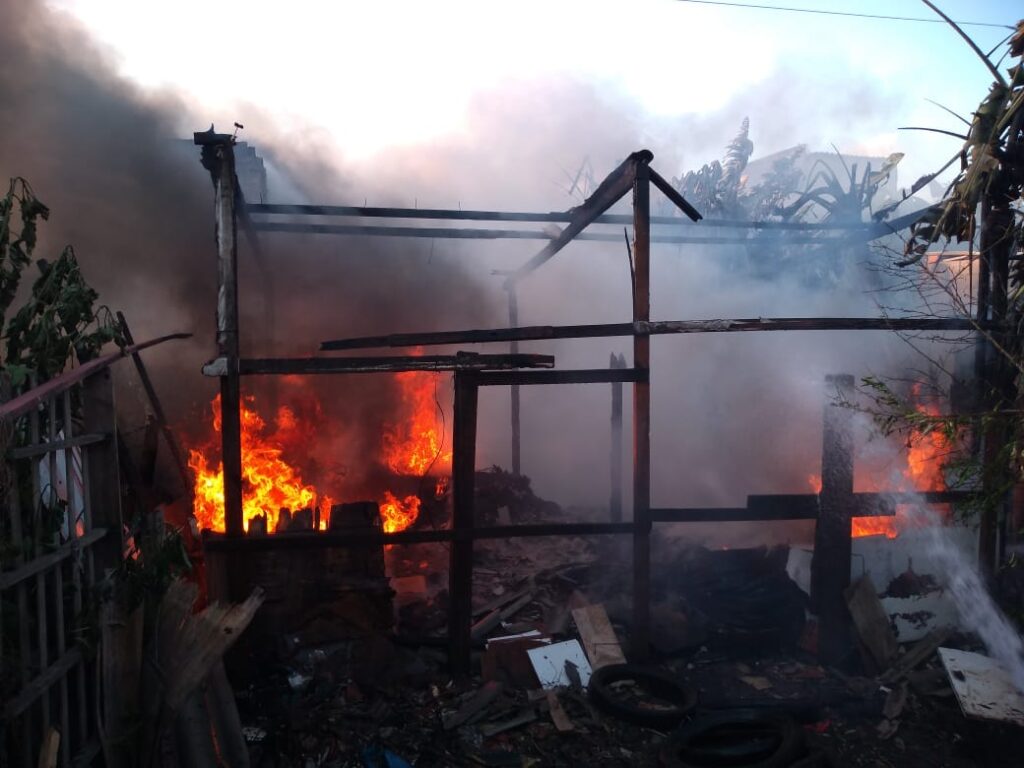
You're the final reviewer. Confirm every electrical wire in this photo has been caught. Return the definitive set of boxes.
[672,0,1013,29]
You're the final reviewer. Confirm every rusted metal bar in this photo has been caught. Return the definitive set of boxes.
[0,334,190,423]
[320,317,981,351]
[115,313,190,493]
[610,353,625,522]
[197,131,244,538]
[202,352,555,377]
[811,374,856,666]
[504,150,653,286]
[632,158,653,662]
[449,372,479,678]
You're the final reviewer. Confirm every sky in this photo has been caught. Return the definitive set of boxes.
[46,0,1017,183]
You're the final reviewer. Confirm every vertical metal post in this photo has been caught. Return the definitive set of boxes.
[507,285,521,476]
[198,133,244,537]
[610,353,624,521]
[449,372,478,677]
[811,374,855,665]
[631,159,652,660]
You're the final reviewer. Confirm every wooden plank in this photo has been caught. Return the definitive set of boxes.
[632,159,653,662]
[844,576,898,672]
[3,648,83,718]
[0,529,106,591]
[648,167,702,221]
[6,433,107,460]
[507,285,521,476]
[82,370,123,573]
[571,604,626,670]
[320,317,981,352]
[880,628,954,683]
[36,727,59,768]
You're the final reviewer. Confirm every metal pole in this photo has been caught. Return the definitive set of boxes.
[507,285,521,476]
[610,353,624,521]
[631,159,652,660]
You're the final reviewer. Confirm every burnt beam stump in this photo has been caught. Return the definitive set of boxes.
[811,374,855,666]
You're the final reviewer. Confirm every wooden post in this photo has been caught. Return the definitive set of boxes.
[507,285,521,476]
[197,133,244,537]
[811,374,855,665]
[631,158,653,660]
[448,372,479,677]
[610,353,625,521]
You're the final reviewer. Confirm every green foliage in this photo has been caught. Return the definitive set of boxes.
[0,178,123,388]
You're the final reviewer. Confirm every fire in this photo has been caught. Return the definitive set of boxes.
[809,386,949,539]
[189,394,332,533]
[379,490,422,534]
[383,366,452,477]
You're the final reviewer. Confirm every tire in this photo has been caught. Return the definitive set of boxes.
[587,663,697,729]
[658,709,805,768]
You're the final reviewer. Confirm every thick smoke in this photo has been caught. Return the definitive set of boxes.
[2,1,958,537]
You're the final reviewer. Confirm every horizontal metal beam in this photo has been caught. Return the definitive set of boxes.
[246,203,881,232]
[470,368,647,386]
[249,220,866,246]
[202,521,637,550]
[201,352,555,377]
[322,317,981,352]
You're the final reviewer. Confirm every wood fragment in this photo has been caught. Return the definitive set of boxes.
[37,727,59,768]
[571,604,626,670]
[845,576,899,672]
[880,628,954,683]
[443,681,504,731]
[546,691,575,732]
[478,708,538,738]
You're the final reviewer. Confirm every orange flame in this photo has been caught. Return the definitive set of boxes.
[809,386,948,539]
[379,490,422,534]
[383,366,452,477]
[189,395,332,533]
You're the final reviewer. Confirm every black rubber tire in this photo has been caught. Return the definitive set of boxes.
[587,663,697,729]
[658,709,805,768]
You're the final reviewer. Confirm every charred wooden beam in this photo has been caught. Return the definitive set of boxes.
[201,353,555,377]
[449,373,479,678]
[507,285,521,476]
[196,130,244,538]
[116,313,191,494]
[649,167,702,221]
[504,150,653,286]
[632,161,653,661]
[320,317,982,352]
[812,374,856,666]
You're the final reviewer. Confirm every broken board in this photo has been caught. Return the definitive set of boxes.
[938,648,1024,727]
[571,603,626,670]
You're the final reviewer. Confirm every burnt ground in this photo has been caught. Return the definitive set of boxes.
[228,474,1023,767]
